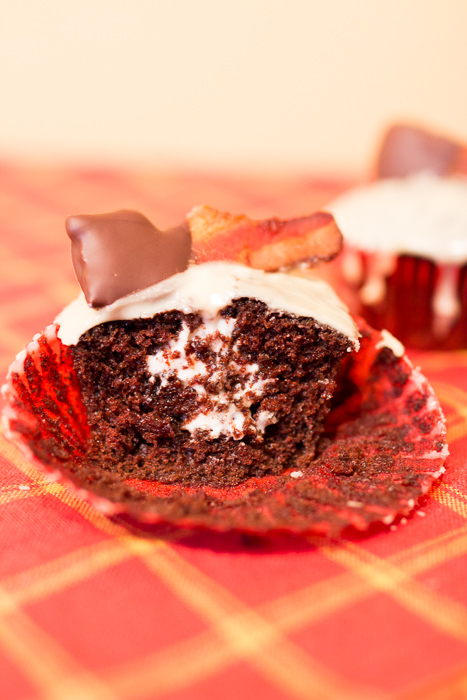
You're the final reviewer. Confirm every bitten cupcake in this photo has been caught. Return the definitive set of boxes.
[328,123,467,349]
[2,206,448,535]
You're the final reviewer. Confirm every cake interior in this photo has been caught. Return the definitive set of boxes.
[71,298,352,487]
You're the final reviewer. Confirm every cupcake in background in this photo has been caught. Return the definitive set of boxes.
[327,123,467,349]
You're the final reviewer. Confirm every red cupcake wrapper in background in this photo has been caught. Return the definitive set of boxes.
[333,248,467,350]
[2,318,448,536]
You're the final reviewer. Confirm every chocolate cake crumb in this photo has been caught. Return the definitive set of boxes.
[71,299,352,487]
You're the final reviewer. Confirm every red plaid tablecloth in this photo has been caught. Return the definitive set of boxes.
[1,162,467,700]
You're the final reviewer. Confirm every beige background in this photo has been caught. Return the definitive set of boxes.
[1,0,466,176]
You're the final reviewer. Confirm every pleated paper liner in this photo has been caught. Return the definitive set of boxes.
[2,317,448,536]
[336,249,467,349]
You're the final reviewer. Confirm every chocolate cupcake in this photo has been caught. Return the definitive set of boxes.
[2,206,448,534]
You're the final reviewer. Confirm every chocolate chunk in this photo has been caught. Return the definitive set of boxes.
[376,124,461,179]
[66,210,192,308]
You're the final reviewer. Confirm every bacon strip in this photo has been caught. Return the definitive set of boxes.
[188,205,343,270]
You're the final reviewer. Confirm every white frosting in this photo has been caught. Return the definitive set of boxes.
[55,261,359,347]
[329,173,467,264]
[375,329,405,358]
[431,264,462,337]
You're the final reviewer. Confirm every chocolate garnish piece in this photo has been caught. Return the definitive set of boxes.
[66,210,191,308]
[376,124,462,179]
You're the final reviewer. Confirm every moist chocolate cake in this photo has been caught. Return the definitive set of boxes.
[70,298,353,487]
[52,208,359,489]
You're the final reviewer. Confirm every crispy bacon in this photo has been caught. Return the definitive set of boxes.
[188,205,343,270]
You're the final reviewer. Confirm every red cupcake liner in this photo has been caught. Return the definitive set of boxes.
[336,248,467,350]
[2,318,448,536]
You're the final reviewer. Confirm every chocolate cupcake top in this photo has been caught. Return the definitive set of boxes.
[59,205,358,346]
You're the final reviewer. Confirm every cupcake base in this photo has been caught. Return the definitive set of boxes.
[2,318,448,536]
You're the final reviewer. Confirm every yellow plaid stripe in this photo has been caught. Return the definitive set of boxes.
[321,540,467,641]
[0,486,41,506]
[140,544,374,700]
[432,482,467,519]
[1,541,134,611]
[104,631,241,700]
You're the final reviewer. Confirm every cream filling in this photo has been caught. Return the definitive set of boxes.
[147,317,236,391]
[56,261,360,347]
[145,314,276,440]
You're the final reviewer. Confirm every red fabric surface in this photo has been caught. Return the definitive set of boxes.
[1,162,467,700]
